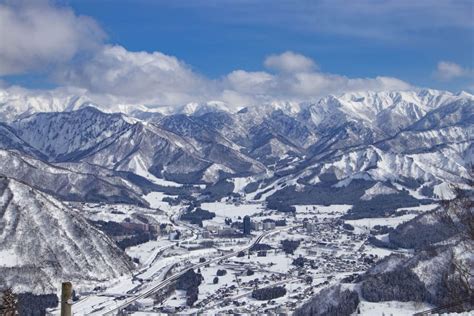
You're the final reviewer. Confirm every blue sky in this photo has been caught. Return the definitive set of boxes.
[0,0,473,106]
[67,1,474,85]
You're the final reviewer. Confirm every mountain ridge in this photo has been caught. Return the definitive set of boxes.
[0,88,471,197]
[0,176,133,294]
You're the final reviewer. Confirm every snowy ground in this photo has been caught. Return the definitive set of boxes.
[295,204,352,218]
[126,239,173,266]
[345,203,439,233]
[78,202,170,224]
[143,191,177,211]
[0,249,21,267]
[59,188,443,315]
[230,176,255,193]
[355,300,433,315]
[128,156,182,188]
[202,201,265,225]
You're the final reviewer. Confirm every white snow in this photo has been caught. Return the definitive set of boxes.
[202,163,234,183]
[345,214,418,232]
[126,239,173,266]
[433,182,456,199]
[0,249,21,267]
[231,177,254,193]
[361,183,398,200]
[129,155,182,187]
[295,204,352,219]
[201,201,265,225]
[143,191,176,211]
[356,300,433,316]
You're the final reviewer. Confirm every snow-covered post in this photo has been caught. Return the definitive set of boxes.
[61,282,73,316]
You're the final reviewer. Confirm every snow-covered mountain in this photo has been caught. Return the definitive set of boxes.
[12,106,133,161]
[0,87,472,303]
[0,122,46,159]
[0,176,132,294]
[0,88,472,193]
[10,106,265,184]
[299,142,472,199]
[0,149,147,205]
[0,88,94,122]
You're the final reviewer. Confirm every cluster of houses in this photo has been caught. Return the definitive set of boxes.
[201,216,284,240]
[251,220,276,231]
[120,220,183,241]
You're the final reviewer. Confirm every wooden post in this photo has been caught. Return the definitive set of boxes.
[61,282,72,316]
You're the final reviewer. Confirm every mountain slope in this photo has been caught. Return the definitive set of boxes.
[1,88,472,192]
[0,177,133,294]
[0,149,147,205]
[11,107,266,184]
[12,106,133,162]
[0,122,46,159]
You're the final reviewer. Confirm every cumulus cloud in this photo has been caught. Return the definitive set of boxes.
[53,47,411,107]
[219,71,410,107]
[287,73,410,96]
[435,61,469,81]
[225,70,275,94]
[217,53,410,106]
[0,0,105,75]
[264,51,317,73]
[0,2,413,108]
[56,45,215,105]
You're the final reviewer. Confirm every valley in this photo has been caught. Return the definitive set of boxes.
[0,89,472,315]
[48,191,442,315]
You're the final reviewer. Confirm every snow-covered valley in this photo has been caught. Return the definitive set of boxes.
[0,88,472,315]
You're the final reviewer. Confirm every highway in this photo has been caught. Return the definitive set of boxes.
[64,224,293,315]
[100,227,287,315]
[66,209,198,315]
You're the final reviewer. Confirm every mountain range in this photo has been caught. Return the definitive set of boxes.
[0,88,472,294]
[1,89,471,193]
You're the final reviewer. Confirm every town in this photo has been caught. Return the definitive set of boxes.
[67,193,426,315]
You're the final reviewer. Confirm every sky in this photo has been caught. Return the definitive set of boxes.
[0,0,473,108]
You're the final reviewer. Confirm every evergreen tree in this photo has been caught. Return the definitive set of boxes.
[1,288,18,316]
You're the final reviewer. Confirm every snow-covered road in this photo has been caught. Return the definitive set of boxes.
[58,221,294,315]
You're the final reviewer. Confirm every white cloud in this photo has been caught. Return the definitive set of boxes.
[56,45,214,106]
[264,51,317,73]
[0,2,414,109]
[287,73,410,96]
[0,0,105,75]
[215,65,410,107]
[52,46,411,107]
[435,61,469,81]
[225,70,274,94]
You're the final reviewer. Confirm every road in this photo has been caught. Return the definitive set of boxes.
[65,209,198,315]
[67,225,294,315]
[101,227,288,315]
[197,278,301,313]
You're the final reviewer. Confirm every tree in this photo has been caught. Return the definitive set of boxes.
[252,286,286,300]
[361,267,429,302]
[1,288,18,315]
[281,239,300,254]
[437,187,474,304]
